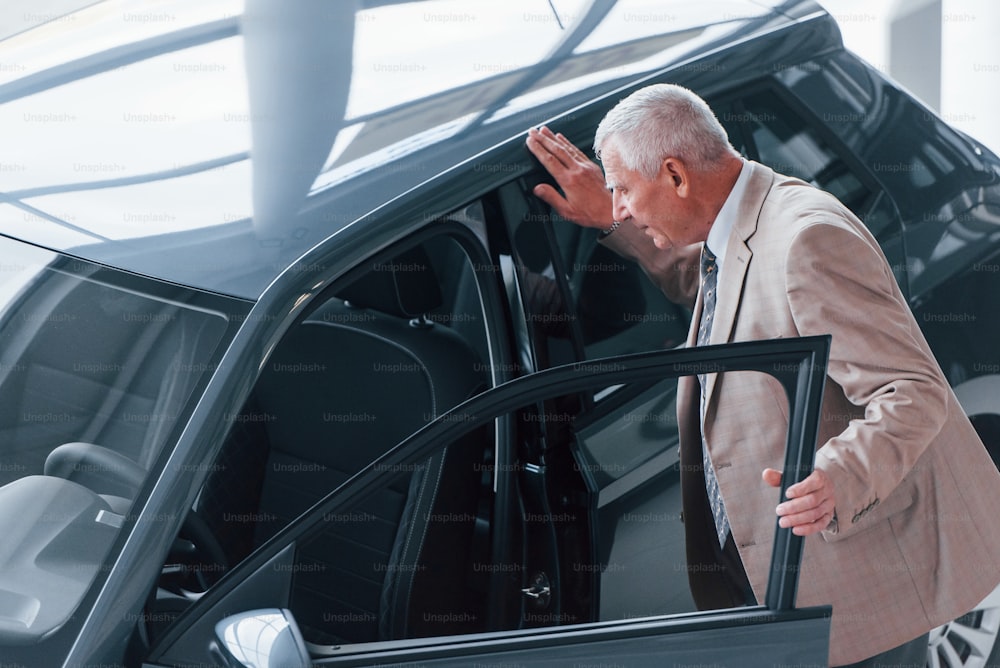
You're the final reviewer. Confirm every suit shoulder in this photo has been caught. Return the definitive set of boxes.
[762,175,868,238]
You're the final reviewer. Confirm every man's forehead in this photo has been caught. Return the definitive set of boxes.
[601,148,634,186]
[598,139,622,163]
[600,145,625,172]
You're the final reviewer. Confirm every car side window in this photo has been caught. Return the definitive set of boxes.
[721,90,878,224]
[269,372,785,650]
[714,88,908,289]
[570,377,692,618]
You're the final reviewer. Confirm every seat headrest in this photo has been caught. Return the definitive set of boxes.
[337,245,443,318]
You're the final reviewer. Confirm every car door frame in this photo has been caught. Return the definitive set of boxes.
[145,334,832,667]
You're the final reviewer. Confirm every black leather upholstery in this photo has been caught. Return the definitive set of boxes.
[336,245,444,319]
[199,247,489,643]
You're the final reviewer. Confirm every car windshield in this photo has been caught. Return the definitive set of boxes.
[0,234,238,646]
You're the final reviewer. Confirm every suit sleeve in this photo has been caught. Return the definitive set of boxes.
[599,220,701,309]
[784,219,949,541]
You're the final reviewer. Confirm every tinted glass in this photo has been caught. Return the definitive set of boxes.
[272,368,793,655]
[714,89,908,287]
[735,90,876,221]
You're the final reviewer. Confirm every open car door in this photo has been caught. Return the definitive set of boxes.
[143,335,832,668]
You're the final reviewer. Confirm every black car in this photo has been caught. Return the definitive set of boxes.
[0,1,998,666]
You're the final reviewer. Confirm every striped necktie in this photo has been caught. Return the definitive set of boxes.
[698,244,729,547]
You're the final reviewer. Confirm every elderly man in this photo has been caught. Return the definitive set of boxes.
[526,83,1000,667]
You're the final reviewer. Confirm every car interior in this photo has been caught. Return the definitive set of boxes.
[152,237,497,645]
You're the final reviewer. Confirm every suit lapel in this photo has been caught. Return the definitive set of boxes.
[702,161,775,404]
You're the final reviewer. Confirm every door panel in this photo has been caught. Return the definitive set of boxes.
[310,611,829,667]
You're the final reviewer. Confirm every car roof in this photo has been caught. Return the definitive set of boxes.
[0,0,837,299]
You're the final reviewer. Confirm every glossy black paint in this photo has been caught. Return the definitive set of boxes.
[0,0,996,666]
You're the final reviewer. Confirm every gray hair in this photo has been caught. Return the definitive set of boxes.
[594,83,738,178]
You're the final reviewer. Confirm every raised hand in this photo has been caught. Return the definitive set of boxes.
[525,126,614,230]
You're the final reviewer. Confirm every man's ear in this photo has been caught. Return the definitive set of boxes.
[660,157,690,197]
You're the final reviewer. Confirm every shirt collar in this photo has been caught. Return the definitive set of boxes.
[705,159,751,270]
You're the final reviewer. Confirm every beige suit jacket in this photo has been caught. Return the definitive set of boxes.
[604,161,1000,665]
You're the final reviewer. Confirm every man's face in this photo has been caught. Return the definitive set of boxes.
[601,144,701,249]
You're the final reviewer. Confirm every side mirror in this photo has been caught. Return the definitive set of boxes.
[213,608,310,668]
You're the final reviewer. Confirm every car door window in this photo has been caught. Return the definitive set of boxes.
[149,336,831,668]
[570,377,692,617]
[573,366,794,621]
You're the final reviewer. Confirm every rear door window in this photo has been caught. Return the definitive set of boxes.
[712,86,907,291]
